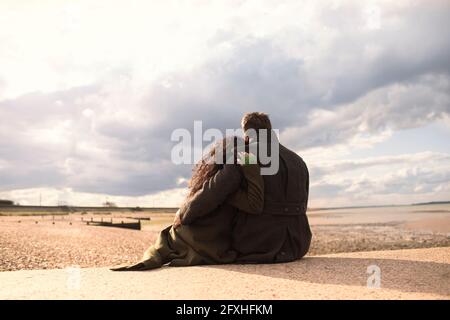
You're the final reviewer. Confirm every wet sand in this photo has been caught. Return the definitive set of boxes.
[403,216,450,234]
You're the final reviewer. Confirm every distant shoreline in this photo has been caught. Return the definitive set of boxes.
[1,201,449,213]
[308,201,450,211]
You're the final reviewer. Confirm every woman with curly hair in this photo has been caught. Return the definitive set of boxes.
[112,136,264,271]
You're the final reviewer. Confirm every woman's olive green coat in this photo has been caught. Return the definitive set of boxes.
[112,164,263,271]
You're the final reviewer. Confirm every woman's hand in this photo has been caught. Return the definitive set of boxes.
[173,209,182,229]
[237,152,257,166]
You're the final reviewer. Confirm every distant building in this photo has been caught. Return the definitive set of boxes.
[103,201,117,208]
[0,199,14,206]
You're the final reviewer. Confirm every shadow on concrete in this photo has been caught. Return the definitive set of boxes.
[207,256,450,296]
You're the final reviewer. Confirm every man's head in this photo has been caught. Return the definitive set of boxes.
[241,112,279,175]
[241,112,272,136]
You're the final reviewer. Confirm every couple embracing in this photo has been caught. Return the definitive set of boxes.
[112,112,312,271]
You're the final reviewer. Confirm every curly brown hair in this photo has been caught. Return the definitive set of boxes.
[187,136,242,198]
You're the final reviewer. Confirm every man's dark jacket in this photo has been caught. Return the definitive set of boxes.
[179,142,312,264]
[233,143,312,263]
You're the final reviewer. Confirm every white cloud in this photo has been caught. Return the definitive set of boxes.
[0,186,186,207]
[310,151,450,207]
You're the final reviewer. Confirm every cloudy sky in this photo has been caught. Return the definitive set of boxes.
[0,0,449,208]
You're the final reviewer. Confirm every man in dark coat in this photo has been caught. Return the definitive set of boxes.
[232,112,312,263]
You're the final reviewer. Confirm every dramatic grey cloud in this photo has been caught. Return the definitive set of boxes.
[0,0,449,206]
[282,74,450,149]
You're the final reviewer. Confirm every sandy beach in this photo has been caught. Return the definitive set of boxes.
[1,205,450,271]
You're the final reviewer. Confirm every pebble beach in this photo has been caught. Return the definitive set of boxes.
[1,204,450,271]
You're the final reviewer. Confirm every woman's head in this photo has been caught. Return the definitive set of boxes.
[188,136,243,198]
